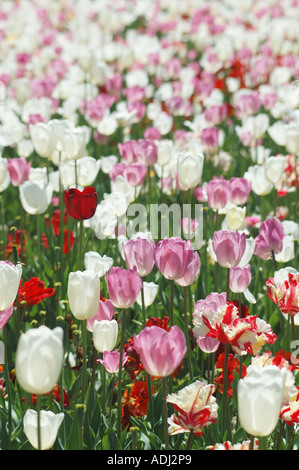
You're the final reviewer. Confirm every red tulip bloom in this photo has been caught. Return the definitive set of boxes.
[64,186,98,220]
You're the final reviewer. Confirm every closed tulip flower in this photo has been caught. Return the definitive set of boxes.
[177,152,204,189]
[254,217,284,260]
[15,325,64,395]
[136,281,159,307]
[285,125,299,154]
[29,122,57,159]
[23,409,64,450]
[229,177,251,206]
[206,177,231,210]
[105,267,143,309]
[123,236,155,277]
[98,350,128,374]
[87,298,114,332]
[92,319,118,353]
[84,251,113,278]
[0,261,22,311]
[238,365,287,438]
[154,237,194,281]
[7,157,31,187]
[229,265,252,293]
[134,325,187,377]
[64,186,98,220]
[62,127,87,160]
[175,250,201,287]
[19,180,53,215]
[67,270,101,320]
[212,230,246,268]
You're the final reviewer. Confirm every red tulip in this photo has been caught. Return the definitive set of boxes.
[64,186,98,220]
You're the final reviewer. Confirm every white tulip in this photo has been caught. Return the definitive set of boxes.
[92,319,118,353]
[23,409,64,450]
[84,251,113,277]
[19,180,53,215]
[67,270,101,320]
[0,261,22,311]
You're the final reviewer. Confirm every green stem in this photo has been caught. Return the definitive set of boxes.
[162,377,169,450]
[271,250,278,272]
[183,286,193,379]
[78,220,83,271]
[187,429,194,450]
[141,284,146,327]
[36,394,42,451]
[81,320,87,404]
[3,325,12,448]
[258,435,268,450]
[170,280,174,326]
[223,343,232,442]
[117,308,126,441]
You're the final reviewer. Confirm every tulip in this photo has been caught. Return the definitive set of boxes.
[285,125,299,154]
[264,156,286,185]
[229,177,251,206]
[92,319,118,353]
[244,165,273,196]
[212,230,246,269]
[225,206,246,231]
[7,157,31,187]
[105,267,143,309]
[254,217,284,261]
[0,261,22,311]
[167,381,218,436]
[123,237,155,278]
[98,350,128,374]
[23,409,64,450]
[0,157,10,191]
[59,157,101,187]
[136,281,159,307]
[19,180,53,215]
[67,270,101,321]
[154,237,194,281]
[29,122,57,159]
[0,305,14,330]
[175,250,201,287]
[64,186,98,220]
[196,336,220,353]
[229,265,252,293]
[84,251,113,277]
[133,325,187,377]
[15,325,64,395]
[206,178,231,211]
[62,127,87,160]
[123,162,148,187]
[177,152,204,189]
[87,298,114,332]
[238,365,287,442]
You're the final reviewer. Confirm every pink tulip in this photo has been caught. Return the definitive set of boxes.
[154,237,194,280]
[123,162,148,187]
[118,141,138,163]
[235,91,261,118]
[105,267,143,309]
[133,325,187,377]
[200,127,219,149]
[229,177,251,206]
[123,237,155,277]
[134,139,158,166]
[196,336,220,353]
[229,265,252,293]
[212,230,247,268]
[204,104,227,125]
[98,350,128,374]
[175,251,201,287]
[86,298,114,332]
[7,158,31,187]
[254,217,284,260]
[206,177,231,210]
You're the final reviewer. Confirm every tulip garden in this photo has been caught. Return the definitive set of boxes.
[0,0,299,453]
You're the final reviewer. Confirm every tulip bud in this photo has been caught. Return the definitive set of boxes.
[67,270,101,321]
[98,349,127,373]
[23,409,64,450]
[15,325,64,395]
[177,152,204,189]
[92,319,118,353]
[238,365,287,437]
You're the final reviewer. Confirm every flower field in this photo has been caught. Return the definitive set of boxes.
[0,0,299,452]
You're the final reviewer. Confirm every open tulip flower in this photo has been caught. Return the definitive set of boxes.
[64,186,98,220]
